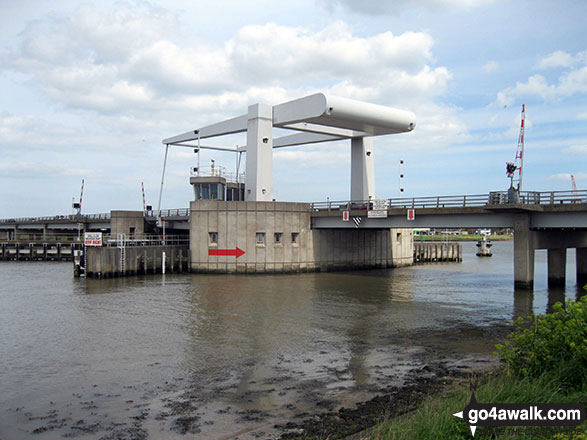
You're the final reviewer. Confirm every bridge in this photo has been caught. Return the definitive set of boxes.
[310,190,587,290]
[2,93,585,288]
[2,189,584,290]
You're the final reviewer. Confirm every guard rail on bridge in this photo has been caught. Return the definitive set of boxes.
[144,208,190,218]
[0,212,111,224]
[2,190,585,224]
[101,234,189,247]
[309,190,587,211]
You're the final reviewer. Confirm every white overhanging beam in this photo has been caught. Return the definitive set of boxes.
[273,93,416,135]
[161,92,416,202]
[171,143,239,153]
[281,122,368,138]
[273,132,344,148]
[162,113,248,145]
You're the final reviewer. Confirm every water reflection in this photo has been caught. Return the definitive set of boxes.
[547,288,566,313]
[513,289,534,320]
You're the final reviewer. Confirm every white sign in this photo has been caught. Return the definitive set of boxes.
[407,209,416,221]
[84,232,102,246]
[372,199,389,210]
[368,210,388,218]
[342,211,350,221]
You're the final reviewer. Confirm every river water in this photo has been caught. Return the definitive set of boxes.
[0,242,582,439]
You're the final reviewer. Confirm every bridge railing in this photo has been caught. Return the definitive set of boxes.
[309,190,587,211]
[100,234,189,247]
[0,212,111,224]
[144,208,190,218]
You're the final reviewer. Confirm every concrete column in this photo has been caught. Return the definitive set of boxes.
[245,104,273,201]
[547,248,566,287]
[577,248,587,287]
[350,137,375,201]
[513,214,535,290]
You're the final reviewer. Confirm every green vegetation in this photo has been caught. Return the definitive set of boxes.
[368,297,587,439]
[496,298,587,390]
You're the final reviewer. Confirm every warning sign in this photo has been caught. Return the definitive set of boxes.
[407,209,415,221]
[84,232,102,246]
[342,211,350,221]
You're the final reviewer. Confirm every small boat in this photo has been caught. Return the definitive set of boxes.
[476,236,493,257]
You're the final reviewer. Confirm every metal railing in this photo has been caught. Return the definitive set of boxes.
[100,234,189,247]
[144,208,190,218]
[310,190,587,211]
[190,166,245,183]
[0,212,111,224]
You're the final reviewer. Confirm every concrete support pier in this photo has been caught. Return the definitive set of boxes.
[350,136,375,201]
[547,248,567,287]
[578,248,587,286]
[513,214,534,290]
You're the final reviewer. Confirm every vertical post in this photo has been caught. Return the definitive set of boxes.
[547,248,567,288]
[513,214,535,290]
[577,248,587,287]
[350,137,375,201]
[157,144,169,218]
[162,251,166,274]
[245,104,273,201]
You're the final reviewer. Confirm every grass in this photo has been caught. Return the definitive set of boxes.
[367,372,586,439]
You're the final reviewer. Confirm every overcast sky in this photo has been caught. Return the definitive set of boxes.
[1,0,586,216]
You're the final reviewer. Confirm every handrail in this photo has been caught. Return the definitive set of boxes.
[1,189,585,223]
[309,190,587,211]
[100,234,189,246]
[145,208,190,218]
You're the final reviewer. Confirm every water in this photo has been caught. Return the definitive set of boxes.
[0,242,582,439]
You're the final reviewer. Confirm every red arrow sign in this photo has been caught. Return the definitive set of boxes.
[208,247,245,258]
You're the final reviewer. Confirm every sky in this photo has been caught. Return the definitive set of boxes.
[1,0,586,217]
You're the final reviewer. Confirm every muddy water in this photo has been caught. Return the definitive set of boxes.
[0,242,582,439]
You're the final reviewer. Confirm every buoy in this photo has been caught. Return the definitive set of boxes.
[476,236,493,257]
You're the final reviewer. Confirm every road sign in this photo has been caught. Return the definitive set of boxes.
[368,210,387,218]
[342,211,350,221]
[84,232,102,246]
[372,199,389,210]
[208,247,246,258]
[407,209,415,221]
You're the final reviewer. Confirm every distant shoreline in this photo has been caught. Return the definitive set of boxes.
[416,234,513,242]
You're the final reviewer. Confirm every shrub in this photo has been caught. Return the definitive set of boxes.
[496,296,587,390]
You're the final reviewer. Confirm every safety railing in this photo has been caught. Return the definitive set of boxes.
[0,212,111,224]
[144,208,190,218]
[190,166,245,183]
[309,190,587,211]
[100,234,189,247]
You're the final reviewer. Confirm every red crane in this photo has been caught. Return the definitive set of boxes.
[506,105,525,190]
[571,175,579,201]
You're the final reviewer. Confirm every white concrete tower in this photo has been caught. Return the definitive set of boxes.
[350,136,375,201]
[245,104,274,201]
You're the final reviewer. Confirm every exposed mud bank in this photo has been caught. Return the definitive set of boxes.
[10,323,511,439]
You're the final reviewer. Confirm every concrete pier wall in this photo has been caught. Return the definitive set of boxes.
[190,200,414,273]
[1,242,79,261]
[413,242,462,263]
[512,214,587,289]
[85,245,189,277]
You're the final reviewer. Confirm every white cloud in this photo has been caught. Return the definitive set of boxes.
[563,145,587,154]
[547,172,587,181]
[318,0,495,15]
[538,50,587,69]
[4,6,450,122]
[483,60,499,73]
[495,51,587,106]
